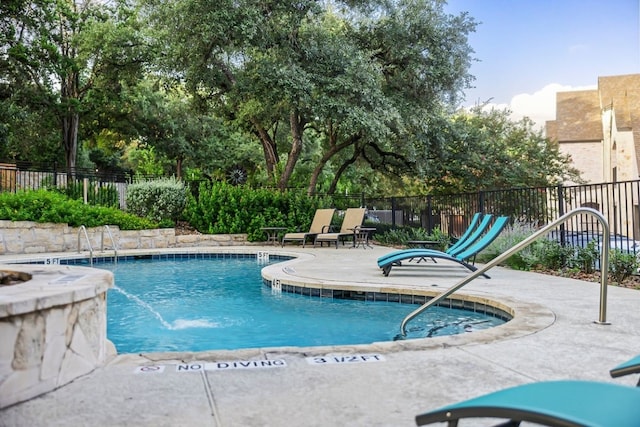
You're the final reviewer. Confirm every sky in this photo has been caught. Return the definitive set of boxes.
[444,0,640,128]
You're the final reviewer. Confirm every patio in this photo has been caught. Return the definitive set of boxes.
[1,244,638,426]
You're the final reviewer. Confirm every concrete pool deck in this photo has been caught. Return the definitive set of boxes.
[1,244,640,426]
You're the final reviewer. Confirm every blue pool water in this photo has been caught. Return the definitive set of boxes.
[101,256,506,353]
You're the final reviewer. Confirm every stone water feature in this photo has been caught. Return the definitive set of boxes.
[0,220,248,408]
[0,264,113,408]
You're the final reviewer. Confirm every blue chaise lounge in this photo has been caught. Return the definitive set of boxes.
[378,216,509,277]
[415,354,640,426]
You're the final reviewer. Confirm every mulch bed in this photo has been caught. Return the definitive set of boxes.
[174,221,202,236]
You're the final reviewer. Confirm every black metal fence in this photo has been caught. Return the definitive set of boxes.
[2,161,639,250]
[0,161,132,208]
[336,181,640,252]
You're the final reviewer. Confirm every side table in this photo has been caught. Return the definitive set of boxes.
[261,227,287,246]
[406,240,439,263]
[350,227,376,249]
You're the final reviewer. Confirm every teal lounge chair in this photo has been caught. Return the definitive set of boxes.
[442,212,486,256]
[378,216,509,277]
[377,213,491,266]
[416,354,640,426]
[610,353,640,386]
[415,380,640,426]
[407,212,484,252]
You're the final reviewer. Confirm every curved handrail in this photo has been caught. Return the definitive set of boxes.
[101,225,118,263]
[77,225,94,266]
[397,207,611,339]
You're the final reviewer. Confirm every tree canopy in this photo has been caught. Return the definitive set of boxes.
[419,107,582,194]
[1,0,148,170]
[1,0,583,195]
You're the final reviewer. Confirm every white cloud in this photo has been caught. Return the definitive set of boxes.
[510,83,574,126]
[475,83,597,130]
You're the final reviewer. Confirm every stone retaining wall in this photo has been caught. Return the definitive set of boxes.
[0,220,250,255]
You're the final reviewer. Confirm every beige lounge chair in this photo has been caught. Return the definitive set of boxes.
[314,208,366,248]
[281,208,335,247]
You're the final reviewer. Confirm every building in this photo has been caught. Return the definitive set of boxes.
[546,73,640,185]
[546,74,640,238]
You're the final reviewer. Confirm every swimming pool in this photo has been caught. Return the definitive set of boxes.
[101,254,507,353]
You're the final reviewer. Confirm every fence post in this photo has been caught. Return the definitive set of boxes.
[391,197,396,227]
[478,191,485,213]
[53,162,57,187]
[557,184,566,246]
[426,195,433,233]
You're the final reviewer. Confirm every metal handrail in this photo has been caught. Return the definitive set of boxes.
[101,225,118,263]
[77,225,94,266]
[396,207,611,339]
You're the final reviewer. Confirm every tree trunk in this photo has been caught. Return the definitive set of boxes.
[251,118,278,178]
[328,149,360,194]
[279,109,305,190]
[60,67,80,174]
[61,112,79,173]
[176,157,183,179]
[307,132,361,195]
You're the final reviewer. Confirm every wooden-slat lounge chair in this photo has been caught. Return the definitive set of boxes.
[281,208,335,247]
[314,208,366,248]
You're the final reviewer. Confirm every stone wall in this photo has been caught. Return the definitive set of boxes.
[0,265,113,408]
[0,220,250,255]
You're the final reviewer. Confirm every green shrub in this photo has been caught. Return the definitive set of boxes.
[609,249,639,284]
[569,240,599,274]
[534,239,575,270]
[374,226,429,246]
[477,220,639,281]
[0,189,156,230]
[126,177,187,224]
[428,226,451,251]
[373,225,451,250]
[182,181,333,241]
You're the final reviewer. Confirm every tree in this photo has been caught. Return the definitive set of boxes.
[1,0,146,171]
[418,107,583,194]
[144,0,477,193]
[0,94,60,162]
[305,0,477,194]
[142,0,300,183]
